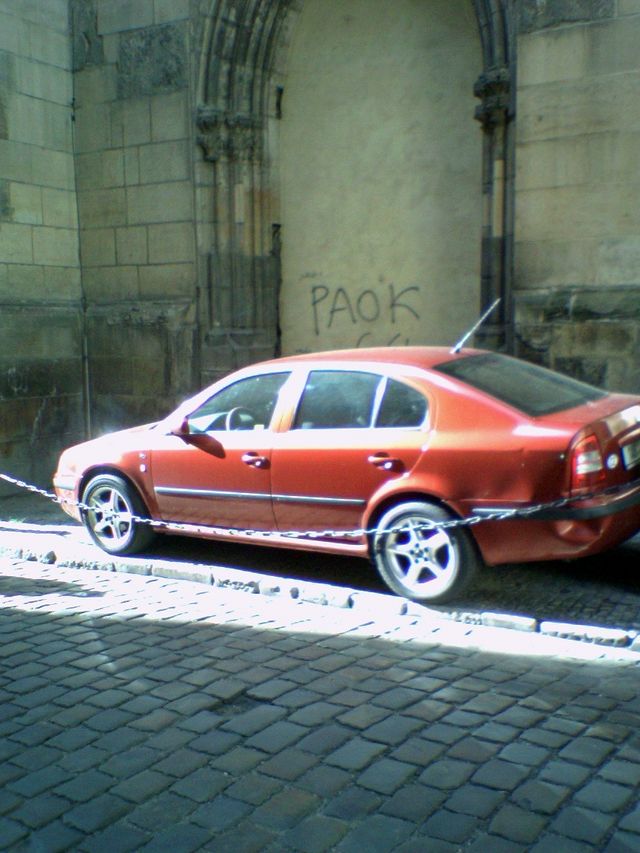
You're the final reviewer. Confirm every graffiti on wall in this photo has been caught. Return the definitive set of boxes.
[310,283,421,347]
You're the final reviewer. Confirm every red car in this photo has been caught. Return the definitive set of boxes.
[54,347,640,603]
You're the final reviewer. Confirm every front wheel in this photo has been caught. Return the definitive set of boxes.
[82,474,156,556]
[372,501,480,603]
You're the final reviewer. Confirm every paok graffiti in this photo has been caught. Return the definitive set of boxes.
[310,283,421,346]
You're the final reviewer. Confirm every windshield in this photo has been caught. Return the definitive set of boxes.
[435,353,607,417]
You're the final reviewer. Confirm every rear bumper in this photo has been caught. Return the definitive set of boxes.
[471,478,640,522]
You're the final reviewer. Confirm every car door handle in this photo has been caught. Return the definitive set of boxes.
[368,453,402,472]
[242,452,269,469]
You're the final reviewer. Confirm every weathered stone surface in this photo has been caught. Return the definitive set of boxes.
[519,0,614,33]
[117,23,187,99]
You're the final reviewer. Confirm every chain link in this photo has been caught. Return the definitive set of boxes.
[3,471,637,543]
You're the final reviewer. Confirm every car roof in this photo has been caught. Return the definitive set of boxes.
[258,346,483,371]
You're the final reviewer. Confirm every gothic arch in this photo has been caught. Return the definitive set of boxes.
[195,0,515,377]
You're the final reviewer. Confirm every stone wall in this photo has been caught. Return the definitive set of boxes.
[0,0,82,493]
[72,0,198,435]
[514,1,640,391]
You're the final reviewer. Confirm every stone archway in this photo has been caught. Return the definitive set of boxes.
[195,0,514,378]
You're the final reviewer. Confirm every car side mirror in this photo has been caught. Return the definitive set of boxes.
[169,417,191,438]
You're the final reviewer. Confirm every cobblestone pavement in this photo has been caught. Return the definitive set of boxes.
[1,557,640,852]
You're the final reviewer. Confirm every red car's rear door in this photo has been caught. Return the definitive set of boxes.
[270,369,429,539]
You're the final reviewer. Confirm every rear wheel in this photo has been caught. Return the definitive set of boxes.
[82,474,156,556]
[372,500,479,603]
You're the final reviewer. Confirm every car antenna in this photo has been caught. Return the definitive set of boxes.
[450,297,501,354]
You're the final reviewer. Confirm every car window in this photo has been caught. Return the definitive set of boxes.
[293,371,428,430]
[187,372,290,432]
[376,378,428,428]
[435,353,607,417]
[293,371,381,429]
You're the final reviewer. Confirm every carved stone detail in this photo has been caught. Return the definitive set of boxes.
[474,66,511,129]
[197,107,263,163]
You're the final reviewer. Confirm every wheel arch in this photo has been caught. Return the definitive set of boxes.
[365,491,483,557]
[78,467,152,517]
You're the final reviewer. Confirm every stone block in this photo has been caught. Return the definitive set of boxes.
[148,222,195,264]
[117,22,187,99]
[74,66,117,106]
[10,183,43,225]
[82,266,139,301]
[80,228,116,267]
[124,148,140,185]
[74,103,111,153]
[588,16,640,77]
[116,226,148,264]
[3,264,44,300]
[0,140,33,183]
[33,227,79,267]
[593,240,640,286]
[121,99,152,147]
[42,265,82,300]
[516,139,588,191]
[138,263,196,297]
[126,181,193,224]
[28,21,70,69]
[516,184,640,242]
[518,74,640,144]
[515,239,597,289]
[42,189,78,229]
[519,0,614,33]
[587,131,640,185]
[31,150,75,191]
[15,56,71,105]
[98,0,154,35]
[619,0,640,12]
[77,188,126,228]
[11,95,71,150]
[0,222,33,264]
[0,11,29,55]
[154,0,190,24]
[518,27,588,86]
[139,139,190,184]
[151,92,189,141]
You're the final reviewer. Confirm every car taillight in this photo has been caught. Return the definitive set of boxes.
[571,434,605,494]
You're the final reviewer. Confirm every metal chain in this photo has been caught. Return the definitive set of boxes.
[0,471,633,542]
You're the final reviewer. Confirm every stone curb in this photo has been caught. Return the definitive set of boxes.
[1,539,640,658]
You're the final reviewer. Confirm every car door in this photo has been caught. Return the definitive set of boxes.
[270,369,429,539]
[149,372,290,531]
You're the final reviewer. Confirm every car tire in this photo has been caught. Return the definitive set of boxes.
[82,474,156,556]
[372,500,480,603]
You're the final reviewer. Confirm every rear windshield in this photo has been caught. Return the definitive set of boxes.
[435,353,607,417]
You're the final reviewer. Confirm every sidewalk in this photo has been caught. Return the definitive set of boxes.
[1,557,640,852]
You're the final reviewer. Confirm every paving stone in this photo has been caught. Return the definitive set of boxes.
[252,787,320,830]
[138,822,212,852]
[324,785,382,819]
[421,808,479,844]
[471,758,532,790]
[191,795,252,830]
[574,778,634,812]
[489,803,547,844]
[54,769,113,802]
[259,747,319,781]
[282,813,349,853]
[21,819,82,853]
[381,783,446,821]
[445,783,505,818]
[212,819,276,852]
[419,758,476,789]
[11,793,68,828]
[80,822,149,852]
[245,720,307,753]
[224,772,282,806]
[325,737,387,771]
[559,737,616,766]
[64,793,131,832]
[550,805,617,844]
[337,813,414,853]
[127,791,196,831]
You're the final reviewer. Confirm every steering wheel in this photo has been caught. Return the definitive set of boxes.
[224,407,255,431]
